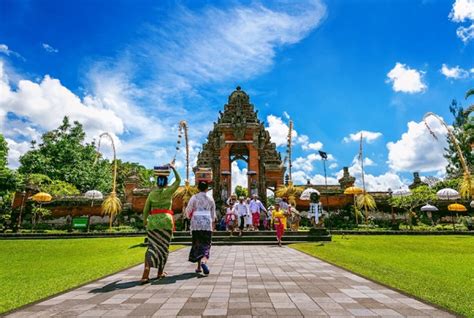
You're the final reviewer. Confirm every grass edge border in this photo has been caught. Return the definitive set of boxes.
[1,245,185,316]
[289,243,463,318]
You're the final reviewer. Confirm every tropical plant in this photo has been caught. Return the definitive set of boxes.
[97,133,121,229]
[275,181,304,207]
[31,205,51,229]
[356,194,376,211]
[42,180,80,197]
[424,111,472,199]
[389,186,437,229]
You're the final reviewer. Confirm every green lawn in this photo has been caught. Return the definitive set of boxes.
[0,238,183,314]
[292,236,474,317]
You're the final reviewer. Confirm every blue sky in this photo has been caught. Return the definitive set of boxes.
[1,0,473,191]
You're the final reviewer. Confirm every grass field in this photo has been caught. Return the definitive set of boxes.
[0,238,183,314]
[292,235,474,317]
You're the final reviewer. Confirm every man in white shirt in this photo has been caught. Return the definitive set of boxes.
[249,194,267,231]
[233,197,249,236]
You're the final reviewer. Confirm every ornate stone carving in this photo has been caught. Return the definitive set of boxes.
[338,167,355,189]
[409,172,427,189]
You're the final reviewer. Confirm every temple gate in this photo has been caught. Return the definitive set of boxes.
[195,87,285,208]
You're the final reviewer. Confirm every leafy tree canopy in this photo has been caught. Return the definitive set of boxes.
[234,185,248,198]
[389,186,437,212]
[0,133,8,169]
[18,117,112,193]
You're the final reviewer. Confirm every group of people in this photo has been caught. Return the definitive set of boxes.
[140,164,216,283]
[139,164,297,283]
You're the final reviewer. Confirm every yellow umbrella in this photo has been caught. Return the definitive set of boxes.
[447,203,467,230]
[344,186,363,195]
[448,203,467,212]
[31,192,52,202]
[344,187,364,224]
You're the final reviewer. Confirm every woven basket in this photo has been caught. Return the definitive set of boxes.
[154,165,171,177]
[195,167,213,183]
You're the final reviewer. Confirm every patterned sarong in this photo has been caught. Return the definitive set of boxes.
[188,230,212,263]
[145,228,172,271]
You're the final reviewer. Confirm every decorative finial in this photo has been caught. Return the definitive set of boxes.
[236,86,241,91]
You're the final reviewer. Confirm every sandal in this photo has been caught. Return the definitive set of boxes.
[201,263,210,275]
[157,272,168,279]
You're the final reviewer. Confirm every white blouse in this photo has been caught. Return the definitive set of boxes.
[185,192,216,231]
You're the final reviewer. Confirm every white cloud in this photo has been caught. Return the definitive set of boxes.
[386,62,427,93]
[440,64,470,79]
[456,24,474,42]
[293,170,339,186]
[5,138,30,168]
[449,0,474,42]
[449,0,474,22]
[0,44,23,60]
[266,114,296,147]
[42,43,58,53]
[386,116,448,173]
[334,156,405,191]
[231,161,248,190]
[302,141,323,151]
[293,152,335,173]
[147,1,326,87]
[343,130,382,143]
[329,163,338,169]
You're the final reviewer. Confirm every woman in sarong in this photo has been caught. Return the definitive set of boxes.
[186,181,216,275]
[140,163,180,284]
[272,203,288,247]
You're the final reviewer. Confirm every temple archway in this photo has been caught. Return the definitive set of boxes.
[195,86,285,211]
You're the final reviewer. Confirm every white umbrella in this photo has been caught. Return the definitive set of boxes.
[392,189,411,197]
[300,188,320,200]
[436,188,460,200]
[420,204,438,212]
[85,190,103,200]
[470,200,474,208]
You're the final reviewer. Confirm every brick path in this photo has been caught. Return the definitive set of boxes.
[7,246,454,317]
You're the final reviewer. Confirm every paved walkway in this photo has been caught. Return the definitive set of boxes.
[7,246,454,317]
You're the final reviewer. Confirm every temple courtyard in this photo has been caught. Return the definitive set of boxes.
[5,245,455,318]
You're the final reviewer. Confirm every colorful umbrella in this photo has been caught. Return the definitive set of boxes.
[300,188,320,200]
[436,188,460,200]
[420,204,438,212]
[343,186,363,195]
[448,203,467,212]
[31,192,52,202]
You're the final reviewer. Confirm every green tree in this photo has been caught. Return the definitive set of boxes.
[0,133,8,169]
[42,180,80,197]
[444,99,474,178]
[234,185,248,198]
[115,160,154,194]
[389,186,437,228]
[18,117,112,193]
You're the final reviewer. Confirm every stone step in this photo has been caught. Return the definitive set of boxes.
[171,240,330,246]
[172,229,329,237]
[171,234,331,243]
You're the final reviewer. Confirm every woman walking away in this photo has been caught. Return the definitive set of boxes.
[272,203,287,247]
[186,181,216,276]
[140,163,181,284]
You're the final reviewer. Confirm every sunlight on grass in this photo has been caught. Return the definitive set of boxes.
[292,235,474,317]
[0,238,183,314]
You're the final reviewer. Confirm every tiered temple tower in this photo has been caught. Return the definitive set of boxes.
[195,87,285,208]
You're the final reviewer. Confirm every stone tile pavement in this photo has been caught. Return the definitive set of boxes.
[6,246,455,317]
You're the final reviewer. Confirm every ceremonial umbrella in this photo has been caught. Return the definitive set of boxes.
[420,204,438,212]
[300,188,320,200]
[392,189,411,197]
[436,188,460,200]
[447,203,467,230]
[470,200,474,208]
[31,192,52,203]
[85,190,103,207]
[344,186,364,224]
